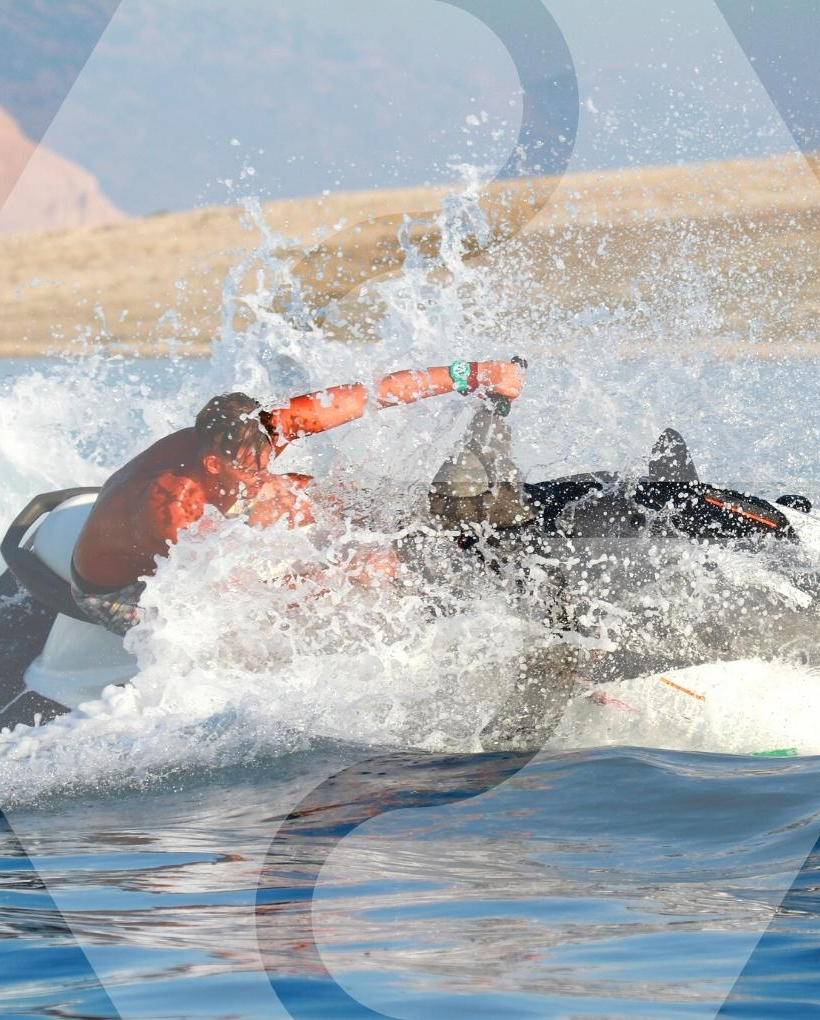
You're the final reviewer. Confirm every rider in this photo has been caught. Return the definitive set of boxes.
[70,359,524,635]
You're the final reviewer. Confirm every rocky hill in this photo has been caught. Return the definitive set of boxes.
[0,104,125,235]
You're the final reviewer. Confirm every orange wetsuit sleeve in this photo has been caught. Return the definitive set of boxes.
[266,366,457,447]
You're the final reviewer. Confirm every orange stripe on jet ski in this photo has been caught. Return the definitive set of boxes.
[658,676,706,701]
[703,495,778,529]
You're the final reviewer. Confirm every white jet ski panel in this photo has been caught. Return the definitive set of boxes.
[0,487,138,729]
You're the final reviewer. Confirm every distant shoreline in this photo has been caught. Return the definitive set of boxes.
[1,152,818,358]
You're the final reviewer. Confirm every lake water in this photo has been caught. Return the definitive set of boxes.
[3,745,820,1017]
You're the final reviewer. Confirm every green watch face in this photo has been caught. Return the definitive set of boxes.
[449,359,471,393]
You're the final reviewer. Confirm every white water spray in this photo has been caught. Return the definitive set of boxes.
[2,170,820,803]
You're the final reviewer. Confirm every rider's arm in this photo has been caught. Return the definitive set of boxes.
[283,545,400,599]
[265,361,523,447]
[248,474,316,529]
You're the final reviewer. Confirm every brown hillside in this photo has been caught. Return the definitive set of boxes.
[0,152,818,356]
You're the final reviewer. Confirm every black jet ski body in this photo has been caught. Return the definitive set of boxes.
[523,472,801,544]
[523,428,810,545]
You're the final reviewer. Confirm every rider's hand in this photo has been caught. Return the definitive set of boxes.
[349,547,400,587]
[475,360,525,399]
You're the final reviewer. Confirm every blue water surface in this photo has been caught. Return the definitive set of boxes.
[1,746,820,1018]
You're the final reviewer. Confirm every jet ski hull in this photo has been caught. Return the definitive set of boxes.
[0,569,69,729]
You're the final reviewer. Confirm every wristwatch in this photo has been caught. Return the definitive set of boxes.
[449,359,472,394]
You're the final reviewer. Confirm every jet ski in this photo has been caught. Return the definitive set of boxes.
[1,428,817,734]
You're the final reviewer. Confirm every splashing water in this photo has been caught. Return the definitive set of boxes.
[3,174,820,805]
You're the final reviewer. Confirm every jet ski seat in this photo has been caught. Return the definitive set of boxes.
[1,487,100,621]
[30,493,97,585]
[1,487,139,716]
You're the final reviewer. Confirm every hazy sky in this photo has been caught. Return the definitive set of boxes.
[1,1,818,216]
